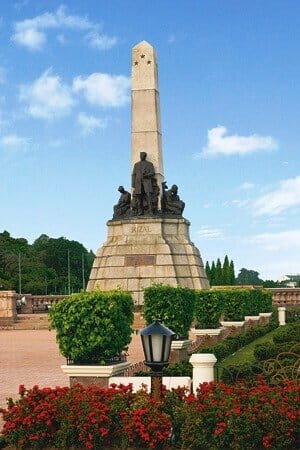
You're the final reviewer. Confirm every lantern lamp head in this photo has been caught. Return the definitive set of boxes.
[139,320,175,373]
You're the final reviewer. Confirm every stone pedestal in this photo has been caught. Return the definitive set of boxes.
[191,328,222,337]
[258,312,272,325]
[61,362,131,388]
[0,290,17,326]
[278,307,286,326]
[220,320,245,328]
[87,217,209,304]
[189,353,217,391]
[169,339,191,364]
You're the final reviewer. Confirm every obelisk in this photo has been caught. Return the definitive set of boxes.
[87,41,209,304]
[131,41,164,192]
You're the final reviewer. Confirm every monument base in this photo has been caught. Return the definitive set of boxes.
[87,217,209,304]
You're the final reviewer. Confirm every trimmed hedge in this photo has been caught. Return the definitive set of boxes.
[199,318,278,362]
[162,318,278,377]
[286,307,300,323]
[259,289,273,313]
[221,320,300,383]
[143,284,195,339]
[49,290,134,364]
[204,288,273,321]
[194,290,223,329]
[272,321,300,344]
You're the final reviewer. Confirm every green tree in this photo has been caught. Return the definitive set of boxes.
[262,279,282,288]
[222,255,231,285]
[229,260,235,285]
[205,261,211,282]
[236,268,263,285]
[215,258,223,285]
[210,261,216,286]
[0,231,95,294]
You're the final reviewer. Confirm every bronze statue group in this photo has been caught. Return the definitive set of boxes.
[113,152,185,219]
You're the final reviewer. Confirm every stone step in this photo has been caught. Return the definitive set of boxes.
[12,314,50,330]
[1,313,145,331]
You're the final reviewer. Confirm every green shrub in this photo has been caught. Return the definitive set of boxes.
[199,322,278,362]
[0,435,6,449]
[272,321,300,344]
[286,307,300,323]
[49,290,134,364]
[260,289,273,313]
[194,290,222,329]
[143,284,195,339]
[254,341,296,361]
[218,289,247,321]
[244,289,263,316]
[162,360,193,377]
[219,362,262,384]
[254,342,278,361]
[199,342,231,361]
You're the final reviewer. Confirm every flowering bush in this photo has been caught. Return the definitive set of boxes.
[1,378,299,449]
[172,377,300,449]
[0,384,171,449]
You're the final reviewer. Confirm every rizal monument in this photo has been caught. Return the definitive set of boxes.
[87,41,209,304]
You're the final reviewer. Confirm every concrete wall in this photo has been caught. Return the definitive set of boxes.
[0,290,17,326]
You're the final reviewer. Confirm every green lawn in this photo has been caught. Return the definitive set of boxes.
[220,327,279,367]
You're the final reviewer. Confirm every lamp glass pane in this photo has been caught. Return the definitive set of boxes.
[151,333,164,362]
[163,335,172,362]
[141,335,151,362]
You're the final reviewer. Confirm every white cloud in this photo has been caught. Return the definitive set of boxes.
[240,182,255,190]
[0,134,29,148]
[201,125,278,156]
[232,199,250,208]
[197,226,224,239]
[250,229,300,251]
[20,69,75,119]
[77,112,107,134]
[12,27,46,50]
[253,175,300,216]
[73,73,130,107]
[85,31,117,50]
[11,5,117,51]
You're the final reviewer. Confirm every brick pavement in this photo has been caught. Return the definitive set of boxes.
[0,329,144,409]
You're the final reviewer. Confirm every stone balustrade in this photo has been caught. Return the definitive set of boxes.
[269,288,300,307]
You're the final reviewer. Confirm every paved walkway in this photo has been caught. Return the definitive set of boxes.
[0,329,144,409]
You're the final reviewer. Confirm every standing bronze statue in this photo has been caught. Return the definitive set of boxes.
[131,152,155,215]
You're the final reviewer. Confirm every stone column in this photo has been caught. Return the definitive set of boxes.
[189,353,217,392]
[0,290,17,327]
[131,41,164,191]
[278,306,286,326]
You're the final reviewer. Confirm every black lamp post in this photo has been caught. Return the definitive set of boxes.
[139,320,175,400]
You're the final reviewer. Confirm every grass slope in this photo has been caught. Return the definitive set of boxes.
[221,327,279,367]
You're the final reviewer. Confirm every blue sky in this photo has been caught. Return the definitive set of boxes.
[1,0,299,280]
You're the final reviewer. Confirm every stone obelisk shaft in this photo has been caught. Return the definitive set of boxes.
[131,41,164,190]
